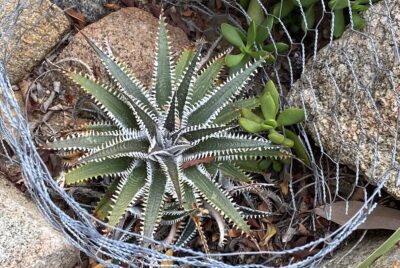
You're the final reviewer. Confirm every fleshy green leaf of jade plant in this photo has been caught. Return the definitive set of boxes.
[239,80,310,172]
[221,1,290,74]
[46,16,290,250]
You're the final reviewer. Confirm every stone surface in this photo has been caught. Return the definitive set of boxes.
[55,7,191,97]
[288,1,400,198]
[0,0,70,84]
[51,0,111,22]
[321,231,400,268]
[0,176,79,267]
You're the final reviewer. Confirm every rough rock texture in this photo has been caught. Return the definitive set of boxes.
[51,0,111,22]
[288,1,400,198]
[321,231,400,268]
[55,7,191,97]
[0,176,79,267]
[0,0,70,84]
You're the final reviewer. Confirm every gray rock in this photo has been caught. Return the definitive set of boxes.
[0,0,70,84]
[321,231,400,268]
[288,1,400,198]
[51,0,111,22]
[0,176,79,267]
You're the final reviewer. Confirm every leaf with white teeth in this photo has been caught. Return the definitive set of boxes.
[65,157,132,185]
[94,177,121,220]
[213,97,260,125]
[82,35,157,115]
[107,163,147,226]
[47,131,137,151]
[184,166,250,234]
[187,59,264,125]
[141,163,167,241]
[78,139,149,163]
[154,17,173,108]
[216,162,251,182]
[175,48,195,80]
[68,72,138,129]
[190,53,224,104]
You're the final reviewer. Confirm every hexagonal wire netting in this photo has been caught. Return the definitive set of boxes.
[0,0,399,267]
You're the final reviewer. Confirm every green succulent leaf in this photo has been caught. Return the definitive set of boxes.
[329,0,349,10]
[260,92,277,121]
[352,12,367,30]
[218,162,251,182]
[190,55,224,104]
[284,128,310,165]
[141,163,168,241]
[268,130,286,145]
[155,18,173,107]
[225,53,246,67]
[175,48,195,80]
[175,218,197,246]
[82,36,157,116]
[185,166,250,233]
[264,42,290,53]
[273,0,296,19]
[65,157,132,185]
[94,177,121,220]
[240,108,264,123]
[221,23,245,48]
[46,132,127,151]
[255,15,274,44]
[78,139,149,163]
[246,20,257,47]
[276,108,305,126]
[68,72,137,129]
[176,47,202,116]
[247,0,265,25]
[188,59,264,125]
[239,117,271,133]
[263,80,280,114]
[213,97,260,125]
[301,4,316,32]
[333,9,346,38]
[107,163,147,226]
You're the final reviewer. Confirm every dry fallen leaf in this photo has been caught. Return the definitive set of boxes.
[260,222,277,246]
[161,249,174,267]
[280,178,289,196]
[315,201,400,230]
[65,8,87,29]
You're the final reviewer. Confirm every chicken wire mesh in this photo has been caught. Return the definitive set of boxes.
[0,0,399,267]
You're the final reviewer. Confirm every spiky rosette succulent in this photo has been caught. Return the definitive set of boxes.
[47,17,289,247]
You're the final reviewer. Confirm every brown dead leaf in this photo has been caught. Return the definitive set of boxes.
[104,3,121,11]
[182,10,193,17]
[161,249,174,267]
[260,222,277,246]
[65,8,87,29]
[228,228,241,238]
[18,79,32,97]
[315,201,400,230]
[280,178,289,196]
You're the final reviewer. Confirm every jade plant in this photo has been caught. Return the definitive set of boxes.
[46,17,289,249]
[273,0,375,37]
[238,80,310,171]
[221,0,289,73]
[329,0,375,37]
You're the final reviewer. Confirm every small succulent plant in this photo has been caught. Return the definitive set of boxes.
[238,80,310,171]
[329,0,373,37]
[47,17,289,248]
[221,0,289,73]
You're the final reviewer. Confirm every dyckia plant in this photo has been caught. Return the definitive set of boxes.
[47,17,289,249]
